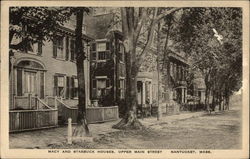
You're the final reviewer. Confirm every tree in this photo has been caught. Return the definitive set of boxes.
[9,7,72,50]
[113,7,181,129]
[173,8,242,112]
[72,7,91,137]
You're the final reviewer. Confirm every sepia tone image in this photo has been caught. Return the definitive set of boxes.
[8,6,243,150]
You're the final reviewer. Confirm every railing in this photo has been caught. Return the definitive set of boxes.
[55,97,78,124]
[57,98,119,124]
[9,109,58,132]
[86,106,119,123]
[11,95,119,131]
[45,96,57,108]
[10,95,58,132]
[14,95,36,110]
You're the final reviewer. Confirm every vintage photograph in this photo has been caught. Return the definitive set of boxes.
[1,2,248,158]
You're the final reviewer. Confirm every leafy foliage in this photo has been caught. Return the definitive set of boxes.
[172,8,242,109]
[9,7,73,47]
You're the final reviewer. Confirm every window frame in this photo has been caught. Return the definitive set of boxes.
[54,74,66,98]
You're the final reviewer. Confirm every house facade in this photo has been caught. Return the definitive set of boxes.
[168,51,189,104]
[86,12,126,109]
[9,16,92,110]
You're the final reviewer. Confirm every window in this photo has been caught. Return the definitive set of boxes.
[53,36,64,59]
[26,41,42,55]
[91,41,110,61]
[97,42,106,52]
[98,51,106,60]
[92,78,111,98]
[54,75,65,97]
[97,79,106,89]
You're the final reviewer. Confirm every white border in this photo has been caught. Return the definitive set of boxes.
[1,1,249,159]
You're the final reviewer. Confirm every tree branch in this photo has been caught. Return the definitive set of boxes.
[136,8,158,70]
[155,8,181,23]
[134,8,147,42]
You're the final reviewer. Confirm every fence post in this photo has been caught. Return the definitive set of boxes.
[67,118,72,144]
[28,94,32,109]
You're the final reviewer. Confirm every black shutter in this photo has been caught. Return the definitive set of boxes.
[66,76,70,99]
[53,39,57,58]
[38,41,43,55]
[40,72,44,98]
[65,37,69,60]
[106,78,110,88]
[106,42,110,50]
[70,40,75,61]
[91,43,96,51]
[71,77,74,98]
[17,69,22,96]
[54,75,58,96]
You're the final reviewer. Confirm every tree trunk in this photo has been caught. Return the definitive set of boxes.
[113,33,143,129]
[72,8,90,137]
[218,92,222,111]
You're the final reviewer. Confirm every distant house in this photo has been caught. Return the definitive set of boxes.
[168,51,189,104]
[136,49,190,116]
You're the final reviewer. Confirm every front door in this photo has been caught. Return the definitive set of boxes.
[23,71,37,96]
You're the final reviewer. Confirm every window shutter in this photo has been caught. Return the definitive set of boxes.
[38,41,43,55]
[106,79,110,88]
[91,43,96,51]
[66,37,69,60]
[70,40,75,61]
[40,72,44,98]
[66,76,70,99]
[17,69,22,96]
[71,77,75,98]
[106,42,110,50]
[92,79,96,89]
[54,75,58,96]
[53,40,57,58]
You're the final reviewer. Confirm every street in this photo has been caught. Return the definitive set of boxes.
[10,103,241,149]
[94,108,241,149]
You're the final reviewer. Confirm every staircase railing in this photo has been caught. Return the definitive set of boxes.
[10,95,58,132]
[55,97,78,124]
